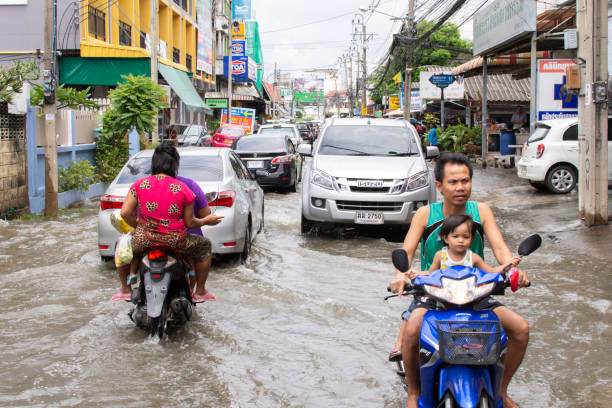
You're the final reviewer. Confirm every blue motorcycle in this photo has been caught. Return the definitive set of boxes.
[387,234,541,408]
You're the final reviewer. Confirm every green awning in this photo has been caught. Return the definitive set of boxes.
[158,63,211,114]
[60,57,150,86]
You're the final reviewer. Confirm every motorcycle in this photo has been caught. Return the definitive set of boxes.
[386,234,542,408]
[128,246,195,341]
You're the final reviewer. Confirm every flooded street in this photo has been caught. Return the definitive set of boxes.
[1,166,611,407]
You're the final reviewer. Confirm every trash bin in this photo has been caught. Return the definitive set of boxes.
[500,131,516,155]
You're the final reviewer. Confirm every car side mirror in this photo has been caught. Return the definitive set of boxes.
[297,144,312,156]
[425,146,440,159]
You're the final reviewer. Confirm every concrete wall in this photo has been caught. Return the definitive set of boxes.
[0,115,28,216]
[35,109,100,147]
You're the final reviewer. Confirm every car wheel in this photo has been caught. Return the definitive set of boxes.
[290,170,297,192]
[301,214,314,234]
[240,222,251,264]
[258,203,264,233]
[546,164,577,194]
[529,181,547,191]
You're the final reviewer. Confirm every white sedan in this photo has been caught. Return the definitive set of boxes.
[98,147,264,262]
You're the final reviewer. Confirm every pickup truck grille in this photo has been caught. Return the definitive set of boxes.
[336,200,403,212]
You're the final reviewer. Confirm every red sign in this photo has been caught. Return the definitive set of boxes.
[539,60,575,73]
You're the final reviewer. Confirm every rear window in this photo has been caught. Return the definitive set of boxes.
[115,155,223,184]
[235,136,286,151]
[184,125,205,136]
[218,127,244,136]
[528,125,550,143]
[259,127,293,137]
[318,125,420,156]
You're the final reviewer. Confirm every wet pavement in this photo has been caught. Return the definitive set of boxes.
[0,166,610,407]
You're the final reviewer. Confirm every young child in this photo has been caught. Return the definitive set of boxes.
[429,213,520,273]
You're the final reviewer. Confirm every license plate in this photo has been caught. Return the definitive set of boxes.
[357,180,384,188]
[224,139,234,144]
[247,160,264,169]
[355,211,384,224]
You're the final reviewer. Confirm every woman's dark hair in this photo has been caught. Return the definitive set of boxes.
[434,152,473,182]
[151,143,180,178]
[439,214,476,243]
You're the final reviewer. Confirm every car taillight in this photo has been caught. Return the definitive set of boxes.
[148,250,167,261]
[536,144,545,159]
[271,155,292,164]
[100,194,124,210]
[209,191,236,207]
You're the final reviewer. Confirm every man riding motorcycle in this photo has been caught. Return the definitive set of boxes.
[389,153,530,408]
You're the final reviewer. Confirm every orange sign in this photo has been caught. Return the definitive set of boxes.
[232,23,245,39]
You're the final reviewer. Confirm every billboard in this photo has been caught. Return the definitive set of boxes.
[221,107,256,134]
[294,92,324,103]
[223,56,256,82]
[231,22,245,39]
[536,59,578,120]
[196,0,214,74]
[232,0,252,20]
[473,0,537,56]
[389,95,400,110]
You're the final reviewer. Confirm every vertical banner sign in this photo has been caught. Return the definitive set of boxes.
[221,107,256,134]
[231,22,245,39]
[536,59,578,120]
[196,0,214,74]
[232,0,252,20]
[231,40,246,57]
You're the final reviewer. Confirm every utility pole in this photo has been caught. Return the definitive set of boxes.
[349,53,354,117]
[577,0,608,225]
[227,0,233,124]
[273,62,277,120]
[362,22,367,114]
[43,0,57,216]
[150,0,158,142]
[403,0,415,120]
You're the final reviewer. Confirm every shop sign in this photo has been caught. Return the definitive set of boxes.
[389,95,400,110]
[536,59,578,120]
[473,0,536,56]
[232,22,245,39]
[206,98,228,109]
[420,70,464,100]
[221,107,256,134]
[232,0,251,20]
[231,40,246,57]
[429,74,456,88]
[223,56,256,82]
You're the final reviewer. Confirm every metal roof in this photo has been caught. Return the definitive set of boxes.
[464,74,531,103]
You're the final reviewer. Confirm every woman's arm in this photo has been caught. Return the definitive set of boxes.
[183,202,205,229]
[120,192,138,228]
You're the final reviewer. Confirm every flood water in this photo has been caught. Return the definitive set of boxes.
[0,167,610,407]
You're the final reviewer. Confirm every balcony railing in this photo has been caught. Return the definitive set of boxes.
[186,54,192,71]
[88,6,106,41]
[119,20,132,46]
[139,30,146,49]
[172,47,180,64]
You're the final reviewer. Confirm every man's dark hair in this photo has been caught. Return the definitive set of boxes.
[439,213,476,242]
[151,143,180,178]
[434,152,473,182]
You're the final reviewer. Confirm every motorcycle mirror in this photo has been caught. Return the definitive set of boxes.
[392,249,409,272]
[518,234,542,256]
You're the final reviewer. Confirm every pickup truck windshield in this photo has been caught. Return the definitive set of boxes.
[318,125,420,156]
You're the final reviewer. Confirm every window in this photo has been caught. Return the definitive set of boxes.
[119,20,132,46]
[186,54,192,71]
[562,124,578,141]
[173,47,180,64]
[287,139,295,153]
[88,6,106,41]
[229,153,248,180]
[139,30,146,48]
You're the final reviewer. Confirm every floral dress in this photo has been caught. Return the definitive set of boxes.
[129,174,211,261]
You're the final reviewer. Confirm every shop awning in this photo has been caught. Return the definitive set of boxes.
[60,57,150,86]
[158,63,211,114]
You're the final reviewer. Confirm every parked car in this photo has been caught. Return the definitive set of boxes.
[212,124,247,148]
[98,147,264,262]
[298,118,438,233]
[257,124,301,147]
[296,122,313,142]
[232,134,303,192]
[165,123,190,141]
[517,117,612,193]
[177,125,211,147]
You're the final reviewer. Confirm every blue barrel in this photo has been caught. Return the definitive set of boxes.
[500,131,516,155]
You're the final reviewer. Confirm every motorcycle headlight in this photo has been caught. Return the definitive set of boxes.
[311,169,334,190]
[406,171,428,191]
[424,276,495,306]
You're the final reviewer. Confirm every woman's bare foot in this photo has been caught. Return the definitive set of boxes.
[405,394,419,408]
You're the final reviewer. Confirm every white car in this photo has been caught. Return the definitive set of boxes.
[98,147,264,262]
[257,124,301,147]
[517,117,612,193]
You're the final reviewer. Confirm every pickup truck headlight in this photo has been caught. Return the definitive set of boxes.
[311,169,334,190]
[406,171,429,191]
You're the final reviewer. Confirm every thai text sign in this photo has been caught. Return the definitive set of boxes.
[429,74,456,88]
[389,95,400,110]
[473,0,536,56]
[221,107,256,134]
[536,59,578,120]
[420,70,464,100]
[294,92,324,103]
[206,98,228,109]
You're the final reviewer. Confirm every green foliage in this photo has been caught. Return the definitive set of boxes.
[0,60,39,104]
[467,126,483,145]
[368,21,472,105]
[423,113,440,125]
[208,117,221,134]
[438,120,472,152]
[295,110,303,119]
[96,75,168,183]
[58,159,98,193]
[31,84,98,112]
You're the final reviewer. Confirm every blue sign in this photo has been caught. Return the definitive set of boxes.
[223,56,256,82]
[554,76,578,109]
[232,0,251,20]
[231,40,246,57]
[429,74,456,88]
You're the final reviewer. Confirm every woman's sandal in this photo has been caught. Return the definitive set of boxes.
[192,291,216,303]
[110,290,131,302]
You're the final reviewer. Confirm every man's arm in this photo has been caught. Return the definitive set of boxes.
[390,206,429,294]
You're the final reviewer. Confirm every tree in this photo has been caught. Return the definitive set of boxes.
[0,60,39,104]
[30,84,98,111]
[368,21,472,106]
[96,74,169,183]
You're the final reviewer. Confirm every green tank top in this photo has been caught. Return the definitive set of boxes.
[419,201,484,271]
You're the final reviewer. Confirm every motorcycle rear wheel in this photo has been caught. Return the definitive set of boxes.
[149,306,167,342]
